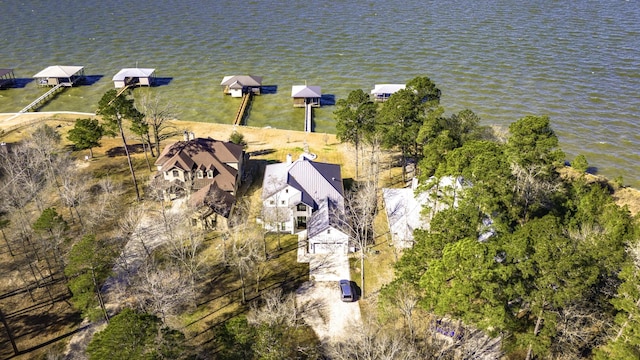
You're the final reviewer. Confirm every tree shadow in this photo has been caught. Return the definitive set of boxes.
[106,144,145,157]
[248,149,275,157]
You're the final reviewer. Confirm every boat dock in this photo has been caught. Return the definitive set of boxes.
[233,92,252,125]
[0,69,16,89]
[18,83,66,113]
[304,102,313,132]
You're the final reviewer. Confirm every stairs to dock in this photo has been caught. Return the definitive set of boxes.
[18,83,64,113]
[233,92,252,125]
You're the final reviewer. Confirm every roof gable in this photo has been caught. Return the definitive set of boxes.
[291,85,322,98]
[262,157,344,209]
[33,65,84,78]
[112,68,155,81]
[220,75,263,87]
[156,137,242,191]
[371,84,406,95]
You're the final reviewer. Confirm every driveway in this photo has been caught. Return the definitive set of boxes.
[296,251,362,343]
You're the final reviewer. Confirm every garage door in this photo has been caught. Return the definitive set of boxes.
[311,242,347,254]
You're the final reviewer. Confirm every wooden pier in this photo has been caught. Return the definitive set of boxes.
[18,83,65,113]
[304,102,313,132]
[233,92,252,125]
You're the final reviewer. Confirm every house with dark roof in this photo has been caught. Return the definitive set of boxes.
[261,153,349,254]
[154,133,245,229]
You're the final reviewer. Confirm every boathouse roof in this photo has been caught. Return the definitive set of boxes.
[112,68,155,81]
[291,85,321,98]
[220,75,262,87]
[33,65,84,78]
[371,84,406,95]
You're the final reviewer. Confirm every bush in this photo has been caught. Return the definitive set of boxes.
[571,154,589,173]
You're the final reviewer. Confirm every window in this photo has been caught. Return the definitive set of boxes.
[172,170,179,178]
[197,170,203,179]
[207,170,213,178]
[285,189,289,193]
[327,229,331,234]
[281,200,286,205]
[269,200,275,205]
[297,203,306,211]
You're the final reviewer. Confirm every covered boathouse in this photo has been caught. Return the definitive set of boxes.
[33,65,85,87]
[371,83,406,102]
[220,75,262,98]
[112,68,156,88]
[0,69,16,89]
[291,85,321,107]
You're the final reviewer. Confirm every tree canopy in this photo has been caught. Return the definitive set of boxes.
[67,118,103,158]
[86,308,189,360]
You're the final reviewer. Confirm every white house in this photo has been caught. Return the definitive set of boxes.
[382,177,465,248]
[261,154,348,254]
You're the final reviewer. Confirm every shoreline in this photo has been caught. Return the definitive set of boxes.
[0,112,638,215]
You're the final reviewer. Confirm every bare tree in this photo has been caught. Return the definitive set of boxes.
[132,260,195,326]
[327,317,425,360]
[340,180,377,298]
[136,92,178,156]
[59,164,90,227]
[247,288,299,328]
[511,163,562,223]
[163,215,210,286]
[85,177,123,232]
[227,224,261,303]
[118,204,152,257]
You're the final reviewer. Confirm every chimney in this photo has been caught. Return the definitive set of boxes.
[183,131,189,141]
[286,154,292,165]
[189,132,195,140]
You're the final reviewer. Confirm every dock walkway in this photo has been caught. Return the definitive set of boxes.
[18,83,65,113]
[304,102,313,132]
[233,92,252,125]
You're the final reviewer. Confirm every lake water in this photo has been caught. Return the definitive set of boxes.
[1,0,639,187]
